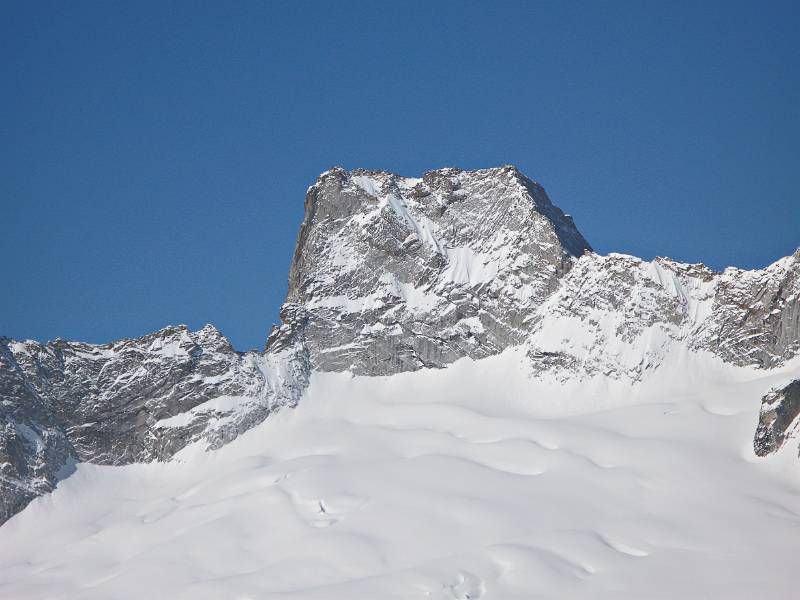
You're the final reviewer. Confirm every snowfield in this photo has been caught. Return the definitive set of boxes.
[2,349,800,599]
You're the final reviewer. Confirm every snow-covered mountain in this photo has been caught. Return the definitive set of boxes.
[267,166,591,374]
[1,166,799,598]
[268,165,799,379]
[525,250,800,381]
[0,324,308,521]
[3,347,800,599]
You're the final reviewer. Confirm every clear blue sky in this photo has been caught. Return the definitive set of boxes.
[2,1,798,350]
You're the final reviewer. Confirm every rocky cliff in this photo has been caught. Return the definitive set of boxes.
[524,250,800,382]
[0,325,308,522]
[754,378,800,456]
[266,166,591,374]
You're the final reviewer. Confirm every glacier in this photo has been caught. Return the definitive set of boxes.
[2,349,800,599]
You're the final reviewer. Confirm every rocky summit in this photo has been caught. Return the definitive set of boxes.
[2,166,799,523]
[267,166,591,374]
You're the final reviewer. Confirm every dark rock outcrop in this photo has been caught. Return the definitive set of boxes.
[754,379,800,456]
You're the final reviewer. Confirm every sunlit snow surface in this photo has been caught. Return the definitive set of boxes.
[3,349,800,599]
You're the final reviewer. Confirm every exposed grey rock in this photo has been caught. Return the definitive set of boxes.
[268,168,798,382]
[754,379,800,456]
[267,166,592,375]
[0,325,308,522]
[0,339,75,522]
[524,253,708,381]
[523,251,800,382]
[697,250,800,368]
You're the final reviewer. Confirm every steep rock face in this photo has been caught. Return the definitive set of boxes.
[267,166,592,375]
[267,165,799,381]
[754,379,800,456]
[265,166,798,455]
[0,325,308,522]
[694,251,800,368]
[0,341,75,522]
[524,250,800,381]
[525,253,717,381]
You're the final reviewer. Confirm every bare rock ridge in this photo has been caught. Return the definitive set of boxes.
[0,325,308,522]
[267,167,799,379]
[523,250,800,382]
[1,165,799,523]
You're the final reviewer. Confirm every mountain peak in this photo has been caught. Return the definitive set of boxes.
[272,166,592,374]
[306,166,590,252]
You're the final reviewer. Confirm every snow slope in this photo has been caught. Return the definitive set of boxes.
[2,349,800,599]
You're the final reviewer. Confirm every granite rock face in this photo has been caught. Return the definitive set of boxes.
[754,378,800,457]
[267,166,592,375]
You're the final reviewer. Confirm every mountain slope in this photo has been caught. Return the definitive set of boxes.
[2,350,800,599]
[1,165,798,531]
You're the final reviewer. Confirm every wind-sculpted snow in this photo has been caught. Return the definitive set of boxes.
[267,166,592,374]
[3,351,800,599]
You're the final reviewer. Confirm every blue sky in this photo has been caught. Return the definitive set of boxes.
[2,1,798,350]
